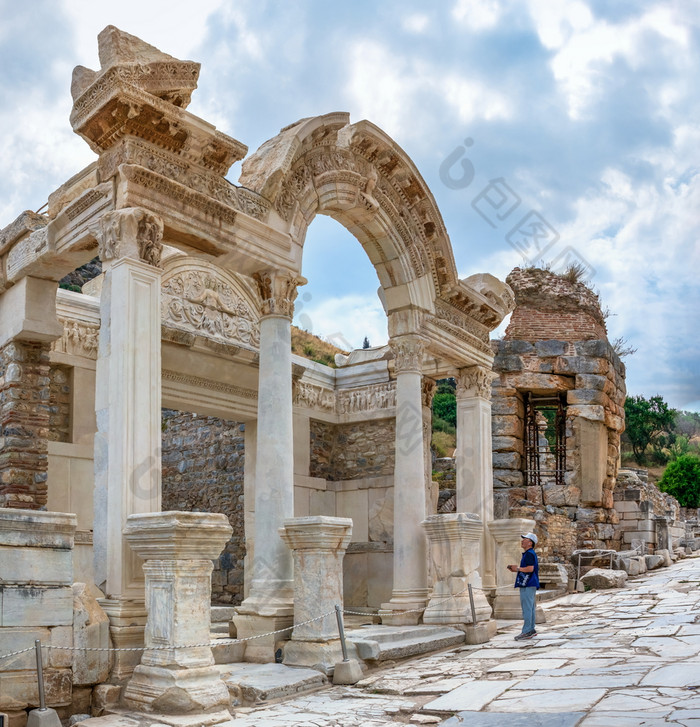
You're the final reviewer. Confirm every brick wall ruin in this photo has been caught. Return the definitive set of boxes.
[491,267,626,562]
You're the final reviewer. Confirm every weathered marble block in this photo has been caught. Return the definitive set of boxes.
[421,513,492,625]
[281,516,357,675]
[122,511,232,714]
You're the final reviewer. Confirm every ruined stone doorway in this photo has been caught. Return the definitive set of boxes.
[523,392,567,488]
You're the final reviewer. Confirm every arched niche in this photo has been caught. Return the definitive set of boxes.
[161,255,261,350]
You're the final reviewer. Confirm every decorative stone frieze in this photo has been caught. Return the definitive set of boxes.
[53,318,100,359]
[253,270,306,318]
[336,382,396,414]
[97,208,163,266]
[293,381,336,411]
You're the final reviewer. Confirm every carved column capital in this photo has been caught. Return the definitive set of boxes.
[456,365,496,400]
[253,270,307,318]
[96,208,164,267]
[390,335,425,375]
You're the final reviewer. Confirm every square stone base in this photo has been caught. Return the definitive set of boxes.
[283,639,360,676]
[378,602,425,626]
[460,619,497,645]
[123,664,230,714]
[231,614,293,663]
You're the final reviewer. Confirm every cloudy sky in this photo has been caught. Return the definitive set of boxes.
[1,0,698,410]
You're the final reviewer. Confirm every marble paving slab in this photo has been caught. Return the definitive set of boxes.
[486,688,607,713]
[422,679,518,712]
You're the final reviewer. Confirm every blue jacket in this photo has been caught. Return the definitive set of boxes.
[514,548,539,589]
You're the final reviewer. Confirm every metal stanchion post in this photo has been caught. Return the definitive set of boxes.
[34,640,46,711]
[335,604,349,662]
[467,584,477,625]
[26,640,61,727]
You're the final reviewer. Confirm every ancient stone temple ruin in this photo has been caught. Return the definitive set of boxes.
[0,27,516,722]
[490,267,627,563]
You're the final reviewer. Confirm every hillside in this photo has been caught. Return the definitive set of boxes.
[291,326,349,367]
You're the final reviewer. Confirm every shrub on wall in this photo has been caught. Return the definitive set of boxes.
[658,454,700,507]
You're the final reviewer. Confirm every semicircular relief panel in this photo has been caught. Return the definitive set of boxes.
[161,257,260,350]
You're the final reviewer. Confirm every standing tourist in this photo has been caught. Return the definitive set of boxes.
[507,532,540,640]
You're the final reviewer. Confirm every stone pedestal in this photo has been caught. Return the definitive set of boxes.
[92,209,164,678]
[234,271,304,661]
[281,516,356,675]
[380,336,429,626]
[421,513,492,626]
[488,518,536,620]
[122,512,232,714]
[455,366,496,592]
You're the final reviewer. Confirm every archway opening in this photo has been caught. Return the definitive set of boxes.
[294,214,388,353]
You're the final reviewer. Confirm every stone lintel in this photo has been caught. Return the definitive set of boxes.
[0,277,63,348]
[280,516,353,551]
[0,509,76,549]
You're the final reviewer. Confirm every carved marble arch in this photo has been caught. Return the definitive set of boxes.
[238,113,458,317]
[160,256,261,350]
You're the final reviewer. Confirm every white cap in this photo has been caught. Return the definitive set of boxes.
[521,532,538,546]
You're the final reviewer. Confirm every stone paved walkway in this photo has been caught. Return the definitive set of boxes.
[230,555,700,725]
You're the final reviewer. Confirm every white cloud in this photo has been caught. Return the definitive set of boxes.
[402,13,430,34]
[59,0,226,66]
[452,0,503,30]
[526,2,693,118]
[345,40,511,139]
[294,294,388,351]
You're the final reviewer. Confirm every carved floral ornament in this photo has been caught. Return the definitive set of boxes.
[253,270,307,318]
[96,207,163,267]
[456,365,496,400]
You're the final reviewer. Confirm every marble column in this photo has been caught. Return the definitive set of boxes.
[281,516,356,675]
[488,517,535,619]
[422,513,492,625]
[123,511,233,715]
[380,335,429,626]
[92,207,164,678]
[233,270,305,662]
[455,365,497,592]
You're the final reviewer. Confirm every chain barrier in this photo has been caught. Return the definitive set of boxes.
[0,581,480,663]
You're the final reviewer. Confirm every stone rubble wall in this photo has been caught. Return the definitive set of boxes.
[48,364,72,443]
[309,418,395,481]
[613,468,683,551]
[161,409,246,605]
[0,341,53,509]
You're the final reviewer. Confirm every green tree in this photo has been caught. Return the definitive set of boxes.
[624,395,677,464]
[433,380,456,429]
[658,454,700,507]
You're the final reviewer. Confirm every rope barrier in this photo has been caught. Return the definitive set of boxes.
[0,581,482,662]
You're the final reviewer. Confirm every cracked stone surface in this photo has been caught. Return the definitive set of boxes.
[101,555,700,726]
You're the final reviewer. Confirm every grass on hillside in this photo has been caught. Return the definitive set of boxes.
[291,326,348,368]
